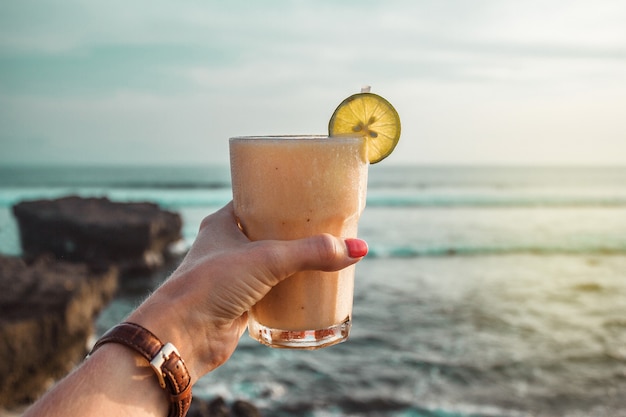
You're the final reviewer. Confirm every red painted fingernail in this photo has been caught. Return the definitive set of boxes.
[345,238,368,258]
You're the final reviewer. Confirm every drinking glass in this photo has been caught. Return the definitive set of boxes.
[229,135,368,349]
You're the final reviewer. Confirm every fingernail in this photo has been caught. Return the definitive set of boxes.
[345,238,368,258]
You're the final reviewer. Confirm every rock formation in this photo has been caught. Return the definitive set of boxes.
[2,195,184,408]
[0,255,118,407]
[12,196,183,275]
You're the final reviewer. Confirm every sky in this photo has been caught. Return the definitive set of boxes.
[1,0,625,166]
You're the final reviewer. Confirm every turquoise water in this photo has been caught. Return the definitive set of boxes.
[1,165,625,416]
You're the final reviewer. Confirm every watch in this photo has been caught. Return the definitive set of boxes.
[90,322,192,417]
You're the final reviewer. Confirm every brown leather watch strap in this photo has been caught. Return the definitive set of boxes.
[90,322,192,417]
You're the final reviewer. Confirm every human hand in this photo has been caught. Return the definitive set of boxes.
[126,202,368,383]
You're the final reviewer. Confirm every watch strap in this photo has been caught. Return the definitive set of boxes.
[90,322,192,417]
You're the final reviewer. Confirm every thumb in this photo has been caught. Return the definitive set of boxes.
[265,234,368,279]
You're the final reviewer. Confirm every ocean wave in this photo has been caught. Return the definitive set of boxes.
[366,243,626,258]
[3,188,626,209]
[80,181,230,190]
[366,189,626,208]
[3,166,626,208]
[0,188,233,209]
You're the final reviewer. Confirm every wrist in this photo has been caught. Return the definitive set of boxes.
[125,297,204,382]
[126,276,243,381]
[87,343,171,416]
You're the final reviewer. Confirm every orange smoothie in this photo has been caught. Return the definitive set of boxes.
[229,135,368,349]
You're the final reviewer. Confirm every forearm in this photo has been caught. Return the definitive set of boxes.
[23,343,168,417]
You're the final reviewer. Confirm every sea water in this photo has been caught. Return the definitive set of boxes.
[1,165,625,416]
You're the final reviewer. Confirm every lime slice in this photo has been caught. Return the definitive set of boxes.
[328,90,401,163]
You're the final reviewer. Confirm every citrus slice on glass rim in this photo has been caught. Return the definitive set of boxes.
[328,87,401,164]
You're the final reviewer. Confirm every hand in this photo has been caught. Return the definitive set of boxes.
[127,202,368,383]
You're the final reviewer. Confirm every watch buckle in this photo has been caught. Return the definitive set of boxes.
[150,342,180,389]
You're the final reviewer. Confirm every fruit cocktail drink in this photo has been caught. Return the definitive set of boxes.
[230,135,368,349]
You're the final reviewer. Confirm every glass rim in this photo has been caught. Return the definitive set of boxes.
[229,135,364,142]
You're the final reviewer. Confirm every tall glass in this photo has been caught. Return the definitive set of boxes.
[229,135,368,349]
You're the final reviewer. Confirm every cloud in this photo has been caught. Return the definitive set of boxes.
[1,0,625,165]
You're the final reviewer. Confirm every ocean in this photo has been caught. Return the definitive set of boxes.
[1,164,625,417]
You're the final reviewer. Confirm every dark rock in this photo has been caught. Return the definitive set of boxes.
[337,397,410,413]
[12,196,183,274]
[187,397,263,417]
[0,255,118,408]
[207,397,233,417]
[187,397,217,417]
[232,399,263,417]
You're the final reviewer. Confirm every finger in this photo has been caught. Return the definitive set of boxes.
[189,202,248,256]
[200,202,245,241]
